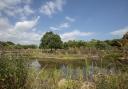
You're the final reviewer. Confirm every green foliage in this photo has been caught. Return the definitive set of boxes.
[86,39,111,49]
[40,31,62,50]
[109,39,122,47]
[63,40,86,49]
[0,41,38,49]
[95,40,111,49]
[62,35,127,49]
[0,41,15,49]
[0,52,28,89]
[15,44,38,49]
[95,74,128,89]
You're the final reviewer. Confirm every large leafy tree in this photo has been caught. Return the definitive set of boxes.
[39,31,62,50]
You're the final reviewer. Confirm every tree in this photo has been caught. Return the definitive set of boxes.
[39,31,62,50]
[86,39,98,48]
[122,32,128,40]
[0,41,15,49]
[95,40,111,49]
[121,32,128,47]
[63,42,69,49]
[107,39,122,47]
[63,40,86,48]
[6,41,15,45]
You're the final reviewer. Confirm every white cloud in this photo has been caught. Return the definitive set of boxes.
[0,16,43,44]
[0,0,21,10]
[59,22,69,28]
[110,27,128,36]
[13,16,40,31]
[0,0,32,10]
[49,16,74,31]
[0,17,12,30]
[65,16,75,22]
[0,0,34,18]
[5,5,34,17]
[49,22,70,31]
[23,5,34,15]
[40,0,66,16]
[60,30,94,41]
[49,27,59,31]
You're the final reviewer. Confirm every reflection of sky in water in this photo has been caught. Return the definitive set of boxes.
[61,65,68,78]
[59,64,115,81]
[31,60,116,80]
[60,65,93,80]
[30,60,41,70]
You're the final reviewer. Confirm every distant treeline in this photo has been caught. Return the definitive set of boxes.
[63,34,128,49]
[0,32,128,50]
[0,41,38,49]
[39,31,128,50]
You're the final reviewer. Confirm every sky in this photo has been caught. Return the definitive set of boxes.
[0,0,128,44]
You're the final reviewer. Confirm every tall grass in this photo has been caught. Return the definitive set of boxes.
[0,51,28,89]
[0,49,128,89]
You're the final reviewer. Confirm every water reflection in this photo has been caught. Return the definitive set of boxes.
[30,59,116,81]
[30,59,41,70]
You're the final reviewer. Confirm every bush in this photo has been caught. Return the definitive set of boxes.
[0,52,28,89]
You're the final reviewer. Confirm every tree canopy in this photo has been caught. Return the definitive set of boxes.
[39,31,62,50]
[0,41,37,49]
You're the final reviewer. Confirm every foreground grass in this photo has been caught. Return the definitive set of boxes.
[26,66,128,89]
[0,49,128,89]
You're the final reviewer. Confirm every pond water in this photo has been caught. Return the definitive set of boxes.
[29,59,41,70]
[30,59,117,81]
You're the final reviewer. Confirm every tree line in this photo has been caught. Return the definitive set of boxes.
[0,41,37,49]
[0,31,128,50]
[39,31,128,50]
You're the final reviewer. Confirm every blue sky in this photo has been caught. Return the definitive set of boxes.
[0,0,128,44]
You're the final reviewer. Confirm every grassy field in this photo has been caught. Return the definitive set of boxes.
[0,48,128,89]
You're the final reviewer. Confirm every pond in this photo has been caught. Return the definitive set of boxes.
[29,59,117,81]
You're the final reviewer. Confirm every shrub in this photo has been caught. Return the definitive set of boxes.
[0,52,28,89]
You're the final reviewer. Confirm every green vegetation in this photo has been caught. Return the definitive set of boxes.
[0,41,37,49]
[1,51,127,89]
[0,52,28,89]
[0,32,128,89]
[62,32,127,50]
[39,31,63,50]
[0,31,128,50]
